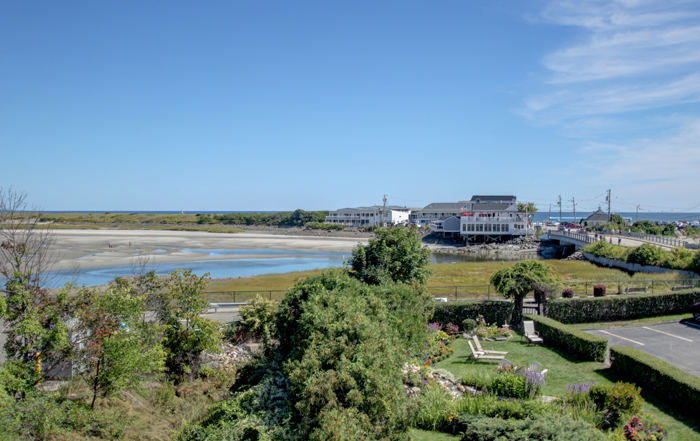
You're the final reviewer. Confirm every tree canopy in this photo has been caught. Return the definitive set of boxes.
[348,226,432,286]
[490,260,559,327]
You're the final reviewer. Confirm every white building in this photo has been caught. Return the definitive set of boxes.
[325,205,416,227]
[459,195,533,241]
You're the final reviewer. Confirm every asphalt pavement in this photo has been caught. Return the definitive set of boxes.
[586,322,700,378]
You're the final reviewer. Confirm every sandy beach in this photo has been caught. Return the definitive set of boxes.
[49,229,369,271]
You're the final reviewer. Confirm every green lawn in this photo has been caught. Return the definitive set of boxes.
[429,337,700,441]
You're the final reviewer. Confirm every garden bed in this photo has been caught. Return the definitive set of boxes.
[424,337,700,439]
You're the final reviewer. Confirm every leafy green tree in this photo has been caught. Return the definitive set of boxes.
[277,271,410,440]
[73,286,165,408]
[490,260,560,327]
[348,226,431,286]
[159,269,220,382]
[1,273,72,385]
[517,202,538,216]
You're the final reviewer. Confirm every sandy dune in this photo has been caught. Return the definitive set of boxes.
[49,229,368,271]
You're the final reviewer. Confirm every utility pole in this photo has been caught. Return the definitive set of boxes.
[382,195,387,226]
[606,189,611,221]
[570,197,576,223]
[636,205,640,222]
[557,195,562,223]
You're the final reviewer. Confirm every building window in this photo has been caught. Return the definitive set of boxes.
[477,224,484,232]
[503,224,509,232]
[494,224,500,232]
[462,224,466,232]
[485,224,491,232]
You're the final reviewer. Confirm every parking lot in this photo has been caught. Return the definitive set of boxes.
[587,322,700,378]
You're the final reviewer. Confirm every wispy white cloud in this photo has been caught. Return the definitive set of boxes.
[522,0,700,126]
[573,118,700,208]
[540,0,700,83]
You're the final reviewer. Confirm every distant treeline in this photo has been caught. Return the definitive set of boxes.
[196,209,329,227]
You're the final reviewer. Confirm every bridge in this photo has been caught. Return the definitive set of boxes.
[547,229,691,251]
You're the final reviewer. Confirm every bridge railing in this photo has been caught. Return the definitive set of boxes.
[549,229,688,248]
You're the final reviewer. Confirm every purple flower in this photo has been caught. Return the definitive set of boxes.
[565,382,596,395]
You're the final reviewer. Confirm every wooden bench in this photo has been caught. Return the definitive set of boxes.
[624,287,648,295]
[672,286,694,291]
[209,302,246,313]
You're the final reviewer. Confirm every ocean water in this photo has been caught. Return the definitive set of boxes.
[532,212,700,223]
[37,248,505,287]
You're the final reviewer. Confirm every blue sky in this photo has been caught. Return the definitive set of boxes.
[1,0,699,214]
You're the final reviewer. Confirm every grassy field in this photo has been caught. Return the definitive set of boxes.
[206,259,696,294]
[430,337,700,440]
[39,212,201,224]
[35,224,244,233]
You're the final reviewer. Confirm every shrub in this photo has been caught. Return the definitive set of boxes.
[490,373,528,399]
[546,290,700,324]
[693,302,700,323]
[610,345,700,420]
[304,222,344,230]
[455,413,606,441]
[562,288,574,298]
[276,270,411,439]
[238,294,278,346]
[433,301,511,328]
[461,318,477,332]
[461,370,494,390]
[524,315,608,362]
[412,383,455,432]
[627,243,667,266]
[589,382,643,429]
[444,323,460,335]
[593,284,606,297]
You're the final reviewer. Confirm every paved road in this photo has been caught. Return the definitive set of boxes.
[587,322,700,378]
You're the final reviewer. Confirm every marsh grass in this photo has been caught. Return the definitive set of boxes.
[34,224,244,233]
[206,260,693,295]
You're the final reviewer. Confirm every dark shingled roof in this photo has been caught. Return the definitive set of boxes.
[470,195,517,203]
[421,202,469,210]
[585,209,610,222]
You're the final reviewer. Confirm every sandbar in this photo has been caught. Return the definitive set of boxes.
[49,229,368,271]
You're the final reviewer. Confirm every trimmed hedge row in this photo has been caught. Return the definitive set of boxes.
[546,290,700,324]
[524,314,608,362]
[432,301,512,327]
[610,345,700,418]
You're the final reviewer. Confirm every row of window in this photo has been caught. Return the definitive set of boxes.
[463,223,515,232]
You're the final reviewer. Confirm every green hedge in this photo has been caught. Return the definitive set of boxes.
[524,315,608,362]
[546,290,700,324]
[432,301,511,327]
[610,346,700,418]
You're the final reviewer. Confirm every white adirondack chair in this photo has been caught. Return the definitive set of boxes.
[523,321,543,345]
[473,336,509,355]
[468,340,506,361]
